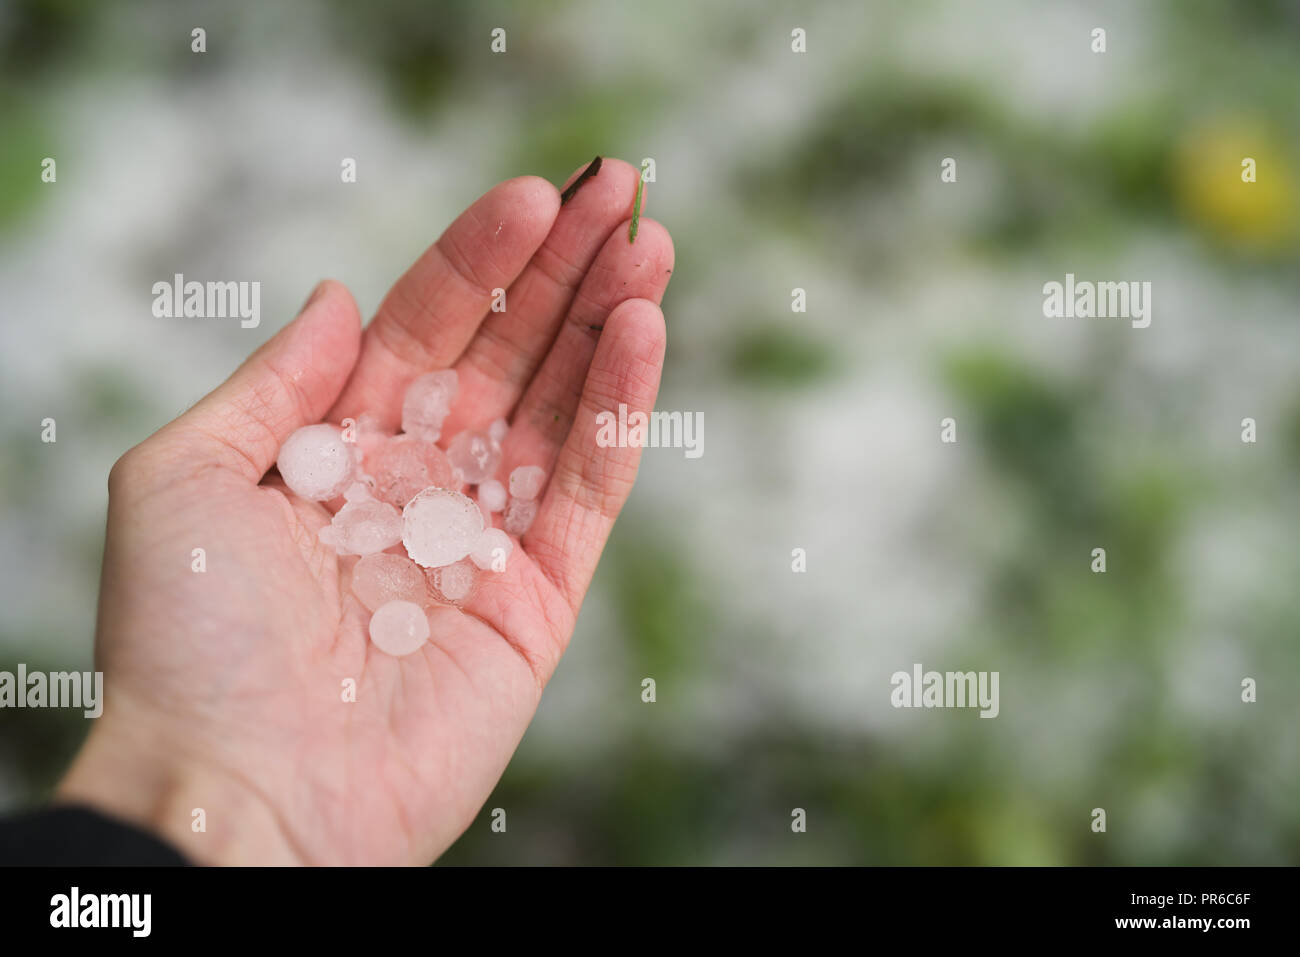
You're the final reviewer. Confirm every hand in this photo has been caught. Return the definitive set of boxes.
[56,160,674,865]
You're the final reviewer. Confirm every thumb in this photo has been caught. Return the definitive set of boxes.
[158,280,362,482]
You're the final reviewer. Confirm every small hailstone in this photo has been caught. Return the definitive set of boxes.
[367,434,457,508]
[319,484,403,555]
[478,479,507,513]
[429,560,478,604]
[504,497,539,537]
[402,487,485,568]
[508,465,546,500]
[276,424,356,501]
[488,418,509,444]
[446,429,501,485]
[351,553,426,612]
[368,600,430,657]
[401,369,459,442]
[469,527,514,572]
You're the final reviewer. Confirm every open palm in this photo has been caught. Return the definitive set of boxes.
[58,160,674,865]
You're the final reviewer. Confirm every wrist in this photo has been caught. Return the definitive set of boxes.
[56,706,303,866]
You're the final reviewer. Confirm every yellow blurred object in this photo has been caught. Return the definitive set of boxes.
[1174,120,1296,249]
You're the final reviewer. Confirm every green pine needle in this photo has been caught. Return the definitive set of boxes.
[629,170,645,243]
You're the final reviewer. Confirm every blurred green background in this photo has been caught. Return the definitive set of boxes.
[1,0,1298,864]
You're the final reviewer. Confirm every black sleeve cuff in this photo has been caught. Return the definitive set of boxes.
[0,805,191,866]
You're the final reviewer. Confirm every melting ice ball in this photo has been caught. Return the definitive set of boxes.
[431,560,478,604]
[368,600,430,657]
[469,528,514,572]
[351,553,427,612]
[508,466,546,500]
[402,487,485,568]
[446,430,501,485]
[478,479,507,513]
[401,370,459,442]
[368,434,457,508]
[319,484,403,556]
[504,497,539,537]
[276,424,356,501]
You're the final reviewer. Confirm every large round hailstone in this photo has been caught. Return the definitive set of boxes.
[368,600,430,657]
[276,424,356,501]
[402,487,485,568]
